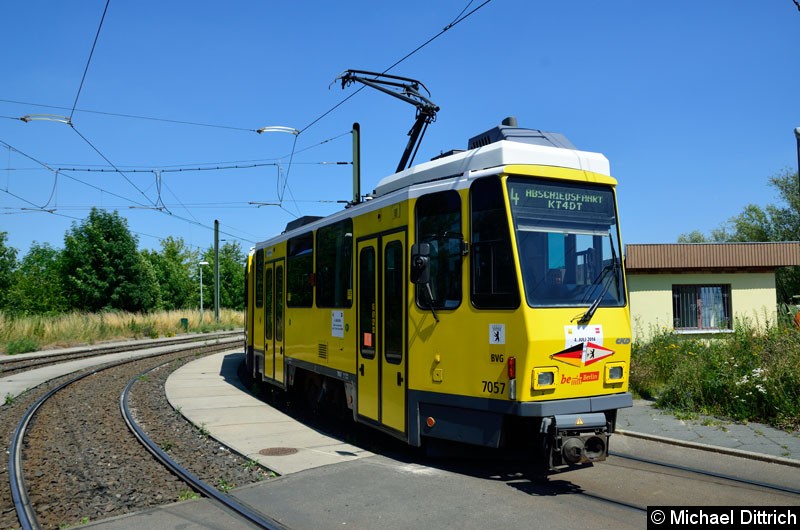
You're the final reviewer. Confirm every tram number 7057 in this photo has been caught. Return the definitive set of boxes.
[481,381,506,394]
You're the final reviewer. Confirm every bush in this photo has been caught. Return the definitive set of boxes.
[5,337,40,355]
[631,321,800,431]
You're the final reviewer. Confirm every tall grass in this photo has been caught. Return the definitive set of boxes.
[0,309,243,354]
[631,320,800,432]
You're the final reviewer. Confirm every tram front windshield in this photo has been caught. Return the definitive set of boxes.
[507,177,625,309]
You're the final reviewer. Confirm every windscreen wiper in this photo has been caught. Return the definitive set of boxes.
[573,257,620,325]
[573,235,621,324]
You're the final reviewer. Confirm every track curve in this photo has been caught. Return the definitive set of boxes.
[121,364,289,530]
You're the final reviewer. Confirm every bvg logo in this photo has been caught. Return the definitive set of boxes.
[615,337,631,344]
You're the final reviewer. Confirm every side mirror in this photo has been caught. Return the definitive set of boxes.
[410,243,431,284]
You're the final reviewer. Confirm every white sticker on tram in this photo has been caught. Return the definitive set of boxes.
[564,324,603,348]
[489,324,506,344]
[331,310,345,338]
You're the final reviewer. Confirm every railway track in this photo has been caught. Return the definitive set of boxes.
[3,334,797,530]
[0,331,243,378]
[2,335,283,530]
[521,446,800,515]
[610,451,800,496]
[121,362,287,530]
[532,452,800,514]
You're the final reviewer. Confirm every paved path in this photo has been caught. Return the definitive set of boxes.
[165,351,373,475]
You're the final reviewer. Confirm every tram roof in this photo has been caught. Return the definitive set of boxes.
[372,139,610,197]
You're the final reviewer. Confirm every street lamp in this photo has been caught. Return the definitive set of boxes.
[198,261,209,323]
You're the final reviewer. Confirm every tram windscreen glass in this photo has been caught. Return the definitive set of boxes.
[507,177,625,309]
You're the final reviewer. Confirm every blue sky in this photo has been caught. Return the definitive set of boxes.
[2,1,799,258]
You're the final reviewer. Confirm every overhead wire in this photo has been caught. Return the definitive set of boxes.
[70,125,164,210]
[0,138,151,209]
[40,170,59,210]
[5,122,350,243]
[280,0,493,203]
[6,0,190,240]
[51,160,341,172]
[46,0,171,220]
[54,162,279,173]
[45,130,352,173]
[216,223,263,244]
[3,144,9,192]
[3,1,491,249]
[161,173,201,224]
[278,134,298,203]
[0,98,255,132]
[297,0,492,135]
[380,0,490,78]
[0,177,172,251]
[0,138,254,244]
[70,0,110,121]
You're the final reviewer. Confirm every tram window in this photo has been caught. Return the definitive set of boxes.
[415,190,462,309]
[359,247,376,359]
[265,267,273,340]
[287,232,313,307]
[507,177,624,308]
[255,250,264,309]
[316,219,353,308]
[384,241,403,364]
[470,177,520,309]
[276,265,284,341]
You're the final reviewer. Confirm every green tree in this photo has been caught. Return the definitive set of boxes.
[676,230,710,243]
[6,242,67,314]
[724,204,774,242]
[194,241,245,314]
[61,208,160,312]
[217,241,246,310]
[0,231,17,309]
[677,168,800,302]
[142,236,197,310]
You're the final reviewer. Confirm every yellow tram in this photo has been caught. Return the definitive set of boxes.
[245,118,632,471]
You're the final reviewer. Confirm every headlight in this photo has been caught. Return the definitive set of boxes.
[604,362,626,384]
[532,367,557,390]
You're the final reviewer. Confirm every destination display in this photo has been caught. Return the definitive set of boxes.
[507,178,616,223]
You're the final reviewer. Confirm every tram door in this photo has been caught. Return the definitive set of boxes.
[356,232,407,433]
[263,260,286,385]
[253,250,265,378]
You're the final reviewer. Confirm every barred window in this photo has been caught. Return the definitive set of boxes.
[672,284,732,331]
